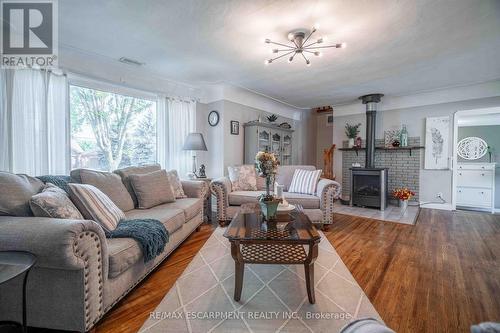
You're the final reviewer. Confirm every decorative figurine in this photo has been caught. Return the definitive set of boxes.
[198,164,206,178]
[355,137,362,148]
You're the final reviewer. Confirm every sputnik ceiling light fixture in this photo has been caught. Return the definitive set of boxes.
[264,25,346,66]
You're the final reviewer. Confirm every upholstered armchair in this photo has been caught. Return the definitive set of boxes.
[210,165,341,226]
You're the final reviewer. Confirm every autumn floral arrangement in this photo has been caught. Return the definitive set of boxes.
[255,151,280,219]
[392,187,415,201]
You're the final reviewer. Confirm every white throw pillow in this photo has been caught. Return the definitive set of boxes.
[68,183,125,232]
[288,169,322,195]
[228,165,258,191]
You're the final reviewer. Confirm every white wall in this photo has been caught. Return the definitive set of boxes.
[333,95,500,207]
[196,100,306,178]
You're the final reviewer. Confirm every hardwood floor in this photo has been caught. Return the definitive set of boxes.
[94,209,500,333]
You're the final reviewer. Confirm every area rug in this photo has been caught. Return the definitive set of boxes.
[140,228,382,333]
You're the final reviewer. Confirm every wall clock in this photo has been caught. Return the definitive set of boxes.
[457,137,488,160]
[208,110,220,126]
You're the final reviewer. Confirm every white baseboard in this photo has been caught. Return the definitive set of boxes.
[419,203,453,210]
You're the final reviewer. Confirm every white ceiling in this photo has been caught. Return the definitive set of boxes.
[59,0,500,108]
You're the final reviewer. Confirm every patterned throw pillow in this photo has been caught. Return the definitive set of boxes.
[167,170,187,199]
[288,169,322,195]
[228,165,258,191]
[68,183,125,232]
[30,183,84,220]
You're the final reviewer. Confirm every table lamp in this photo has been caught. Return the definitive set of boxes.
[182,133,208,178]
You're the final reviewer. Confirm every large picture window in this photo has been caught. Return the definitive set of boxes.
[70,85,157,171]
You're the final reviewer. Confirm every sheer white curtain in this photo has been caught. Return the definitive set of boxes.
[157,97,196,177]
[0,70,9,171]
[5,69,68,175]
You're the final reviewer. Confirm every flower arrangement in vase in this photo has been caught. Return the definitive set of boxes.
[392,187,415,212]
[345,123,361,148]
[255,151,280,220]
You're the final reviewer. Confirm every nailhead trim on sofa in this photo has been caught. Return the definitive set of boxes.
[211,182,228,222]
[321,183,341,225]
[73,231,104,331]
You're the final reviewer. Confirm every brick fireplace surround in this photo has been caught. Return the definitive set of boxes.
[341,137,421,202]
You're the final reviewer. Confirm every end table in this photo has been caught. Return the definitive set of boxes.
[194,177,213,223]
[0,251,37,333]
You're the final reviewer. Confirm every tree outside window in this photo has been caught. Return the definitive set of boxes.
[70,85,156,171]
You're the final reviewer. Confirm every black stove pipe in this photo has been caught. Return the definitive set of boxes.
[359,94,384,169]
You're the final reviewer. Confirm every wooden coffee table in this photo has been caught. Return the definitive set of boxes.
[223,209,321,304]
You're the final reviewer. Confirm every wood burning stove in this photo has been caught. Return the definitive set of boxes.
[350,168,388,210]
[349,94,388,210]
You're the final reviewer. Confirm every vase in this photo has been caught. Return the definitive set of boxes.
[399,199,408,212]
[348,138,355,148]
[259,197,280,221]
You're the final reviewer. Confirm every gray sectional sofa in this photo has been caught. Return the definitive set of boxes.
[0,164,207,332]
[211,165,341,226]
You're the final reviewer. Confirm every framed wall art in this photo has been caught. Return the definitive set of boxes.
[230,120,239,135]
[424,116,450,169]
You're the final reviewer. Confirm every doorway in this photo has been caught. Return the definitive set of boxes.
[452,107,500,213]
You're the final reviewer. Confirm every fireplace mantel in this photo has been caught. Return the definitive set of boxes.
[339,146,425,156]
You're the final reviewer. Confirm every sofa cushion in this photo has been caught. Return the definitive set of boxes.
[30,184,84,219]
[276,165,316,191]
[124,204,185,234]
[228,190,320,209]
[107,237,142,278]
[68,183,125,232]
[0,172,44,216]
[282,192,320,209]
[71,169,135,212]
[228,165,257,191]
[114,164,161,207]
[128,170,175,209]
[164,198,203,221]
[228,191,265,206]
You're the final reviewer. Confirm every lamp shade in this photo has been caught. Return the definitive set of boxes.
[182,133,208,151]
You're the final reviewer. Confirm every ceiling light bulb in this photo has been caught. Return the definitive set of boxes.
[314,51,322,57]
[341,42,347,48]
[313,23,319,31]
[306,60,311,66]
[317,38,323,44]
[264,38,271,43]
[288,56,294,63]
[287,33,295,41]
[265,59,272,65]
[272,49,279,53]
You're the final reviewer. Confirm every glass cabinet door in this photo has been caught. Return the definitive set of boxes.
[282,134,292,165]
[271,132,282,162]
[258,128,271,152]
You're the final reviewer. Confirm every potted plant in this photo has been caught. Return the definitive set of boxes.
[392,187,415,212]
[345,123,361,148]
[255,151,280,220]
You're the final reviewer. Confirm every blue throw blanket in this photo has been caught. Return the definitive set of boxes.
[106,219,169,263]
[37,175,74,193]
